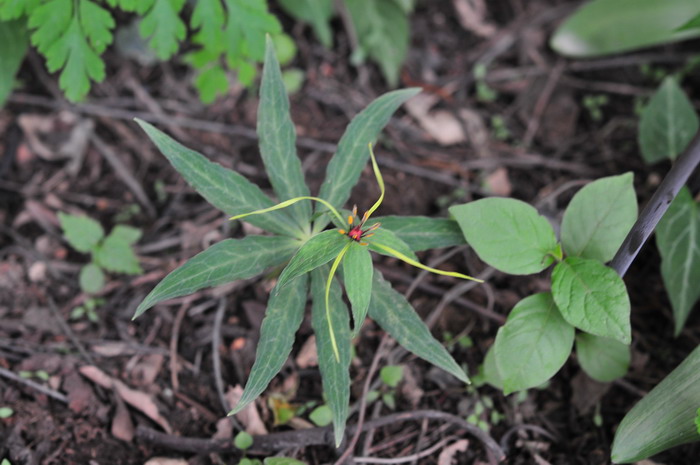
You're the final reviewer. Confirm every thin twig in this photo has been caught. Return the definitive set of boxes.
[46,296,95,365]
[610,131,700,277]
[0,366,68,404]
[169,298,191,391]
[353,437,453,464]
[212,297,244,431]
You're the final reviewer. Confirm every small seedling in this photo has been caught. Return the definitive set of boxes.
[58,212,142,294]
[378,365,403,410]
[490,115,510,141]
[582,94,609,122]
[70,297,104,323]
[308,404,333,427]
[0,407,13,419]
[19,370,49,381]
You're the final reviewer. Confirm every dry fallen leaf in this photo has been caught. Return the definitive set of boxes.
[483,167,512,197]
[130,354,164,386]
[79,365,172,433]
[144,458,188,465]
[111,393,134,442]
[438,439,469,465]
[452,0,497,38]
[225,385,268,435]
[295,335,318,369]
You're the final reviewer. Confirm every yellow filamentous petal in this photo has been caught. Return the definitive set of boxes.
[348,215,354,225]
[325,243,352,362]
[364,143,385,220]
[339,229,346,235]
[372,243,484,283]
[229,196,345,226]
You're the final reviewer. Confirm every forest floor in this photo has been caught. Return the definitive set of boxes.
[1,1,700,464]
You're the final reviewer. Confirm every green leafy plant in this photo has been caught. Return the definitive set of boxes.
[0,0,292,102]
[70,297,104,322]
[449,173,637,394]
[0,407,14,419]
[58,212,142,294]
[133,37,479,446]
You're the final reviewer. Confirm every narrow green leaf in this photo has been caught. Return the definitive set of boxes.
[495,293,575,394]
[310,268,351,447]
[278,0,333,48]
[373,215,466,251]
[550,0,700,57]
[229,274,308,415]
[134,236,298,318]
[58,212,104,253]
[258,36,310,228]
[276,230,349,289]
[135,119,302,237]
[79,263,105,293]
[611,345,700,463]
[344,0,409,86]
[314,88,421,231]
[560,173,637,263]
[0,19,28,106]
[368,271,469,384]
[639,76,699,164]
[551,257,631,344]
[656,186,700,335]
[366,227,417,261]
[342,242,373,336]
[576,333,630,383]
[449,198,558,275]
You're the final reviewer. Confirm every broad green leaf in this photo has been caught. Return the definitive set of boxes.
[576,333,630,382]
[481,345,503,390]
[224,0,281,64]
[234,431,254,450]
[656,187,700,335]
[139,0,186,60]
[134,236,298,318]
[79,263,105,293]
[229,275,308,415]
[135,119,302,237]
[494,292,575,394]
[94,230,142,275]
[342,242,373,336]
[449,198,558,275]
[58,212,105,253]
[258,37,310,228]
[271,33,296,66]
[560,173,637,262]
[611,345,700,463]
[366,227,417,261]
[278,0,333,47]
[368,271,469,384]
[550,0,700,58]
[344,0,409,86]
[108,225,142,244]
[639,76,699,164]
[373,216,466,251]
[314,88,421,232]
[380,365,403,388]
[551,257,631,344]
[0,19,28,106]
[310,268,351,447]
[309,405,333,427]
[277,230,349,288]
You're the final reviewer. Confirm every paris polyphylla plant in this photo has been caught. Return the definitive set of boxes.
[133,36,481,446]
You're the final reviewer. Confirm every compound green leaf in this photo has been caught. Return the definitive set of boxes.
[344,0,409,86]
[134,235,298,318]
[79,0,114,53]
[229,274,308,415]
[373,216,466,251]
[28,0,71,54]
[278,0,333,47]
[495,292,574,394]
[551,257,631,344]
[366,227,417,261]
[0,0,41,20]
[314,88,420,232]
[277,230,349,288]
[194,65,229,103]
[190,0,225,53]
[139,0,186,60]
[656,186,700,335]
[560,173,637,263]
[79,263,105,294]
[639,76,699,164]
[449,198,558,275]
[258,37,310,228]
[611,345,700,463]
[342,242,373,336]
[58,212,105,253]
[550,0,700,58]
[576,333,630,383]
[136,119,302,237]
[369,271,469,384]
[0,19,28,106]
[224,0,281,64]
[310,268,351,447]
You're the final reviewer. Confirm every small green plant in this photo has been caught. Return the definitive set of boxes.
[70,297,104,322]
[0,0,293,103]
[449,173,637,393]
[308,404,333,427]
[0,407,14,419]
[58,212,142,294]
[378,364,403,410]
[133,38,479,446]
[19,369,49,381]
[582,94,608,122]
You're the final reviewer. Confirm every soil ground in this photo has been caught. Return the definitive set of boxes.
[2,1,700,464]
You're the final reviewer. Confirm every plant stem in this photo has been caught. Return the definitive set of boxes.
[610,131,700,277]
